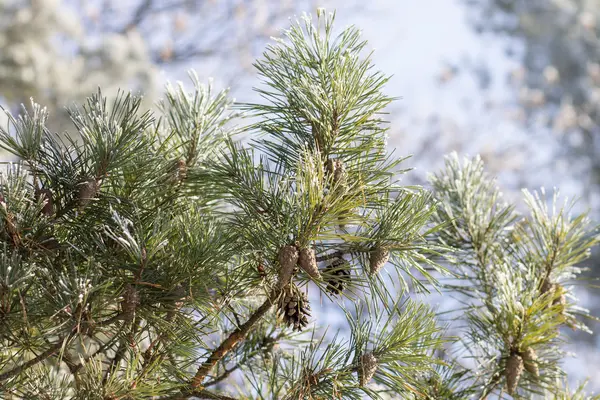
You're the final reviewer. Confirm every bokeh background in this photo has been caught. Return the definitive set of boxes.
[1,0,600,391]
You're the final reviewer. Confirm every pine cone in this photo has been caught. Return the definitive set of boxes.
[324,257,351,295]
[299,247,321,279]
[505,353,524,396]
[122,284,140,323]
[78,178,99,208]
[166,284,188,321]
[521,347,539,377]
[35,188,54,216]
[369,246,389,275]
[277,245,299,287]
[358,352,378,386]
[277,285,311,331]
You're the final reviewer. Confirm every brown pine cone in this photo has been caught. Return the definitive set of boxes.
[505,352,524,395]
[333,159,346,184]
[521,347,539,377]
[35,188,54,216]
[299,247,321,279]
[540,277,553,295]
[358,352,378,386]
[78,178,99,208]
[277,245,299,287]
[325,158,347,190]
[324,257,351,295]
[369,246,389,275]
[277,285,311,331]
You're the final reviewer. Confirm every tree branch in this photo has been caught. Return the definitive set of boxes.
[202,363,240,389]
[0,309,124,383]
[0,331,74,382]
[190,287,280,388]
[190,390,239,400]
[122,0,154,33]
[204,332,284,388]
[69,334,122,374]
[163,389,239,400]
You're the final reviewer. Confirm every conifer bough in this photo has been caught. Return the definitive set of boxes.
[0,9,597,400]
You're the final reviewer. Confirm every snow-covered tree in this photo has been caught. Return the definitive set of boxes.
[0,10,598,399]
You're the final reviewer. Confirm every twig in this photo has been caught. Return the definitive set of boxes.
[0,331,74,382]
[191,390,239,400]
[69,334,122,374]
[190,287,280,388]
[103,340,126,384]
[164,389,239,400]
[202,363,240,389]
[204,332,284,388]
[96,311,125,328]
[0,310,124,383]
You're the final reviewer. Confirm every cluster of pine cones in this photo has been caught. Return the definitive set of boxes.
[276,244,393,331]
[276,247,353,331]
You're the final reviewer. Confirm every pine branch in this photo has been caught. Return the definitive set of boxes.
[190,287,280,388]
[0,330,75,382]
[202,362,240,389]
[203,332,283,388]
[165,389,239,400]
[190,390,239,400]
[69,334,123,375]
[122,0,154,32]
[103,340,127,384]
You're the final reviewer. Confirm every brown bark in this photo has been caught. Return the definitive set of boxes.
[191,288,279,388]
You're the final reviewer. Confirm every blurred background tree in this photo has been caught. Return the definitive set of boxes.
[0,0,359,131]
[453,0,600,357]
[463,0,600,208]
